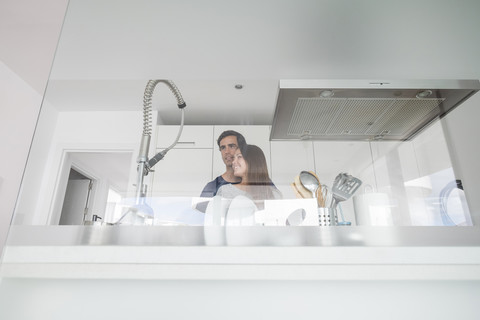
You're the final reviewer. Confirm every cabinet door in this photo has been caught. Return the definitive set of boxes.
[155,125,213,149]
[149,148,213,197]
[270,141,315,199]
[312,141,372,189]
[212,125,271,179]
[312,141,373,224]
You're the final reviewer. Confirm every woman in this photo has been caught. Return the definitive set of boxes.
[217,144,281,205]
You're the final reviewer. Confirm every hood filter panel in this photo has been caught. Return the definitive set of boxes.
[287,97,443,140]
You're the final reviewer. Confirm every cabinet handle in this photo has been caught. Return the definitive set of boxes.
[176,141,196,146]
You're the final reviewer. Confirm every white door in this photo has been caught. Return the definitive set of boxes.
[59,179,92,225]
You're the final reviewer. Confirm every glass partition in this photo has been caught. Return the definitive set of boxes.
[3,0,480,252]
[8,117,474,230]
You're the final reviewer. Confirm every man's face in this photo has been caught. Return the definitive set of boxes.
[218,135,239,167]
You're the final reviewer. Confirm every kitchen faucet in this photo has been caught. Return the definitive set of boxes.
[114,80,186,225]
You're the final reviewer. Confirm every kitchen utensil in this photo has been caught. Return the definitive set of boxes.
[294,175,313,198]
[299,171,320,204]
[286,208,306,226]
[336,203,351,226]
[316,188,325,207]
[318,207,336,226]
[331,173,362,208]
[321,184,330,206]
[328,173,362,226]
[308,171,325,207]
[290,182,303,199]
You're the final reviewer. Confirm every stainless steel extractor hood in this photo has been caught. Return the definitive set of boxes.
[270,79,480,141]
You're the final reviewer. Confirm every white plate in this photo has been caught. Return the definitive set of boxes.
[225,195,262,245]
[204,195,230,226]
[225,195,257,226]
[203,195,230,245]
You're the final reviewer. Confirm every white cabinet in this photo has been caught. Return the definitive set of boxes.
[149,126,213,197]
[270,141,315,199]
[312,141,372,188]
[212,125,272,179]
[155,125,214,149]
[150,148,213,197]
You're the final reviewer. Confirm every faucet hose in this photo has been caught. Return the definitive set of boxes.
[142,80,186,136]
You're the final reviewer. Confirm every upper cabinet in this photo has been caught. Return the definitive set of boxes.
[155,125,214,149]
[150,126,214,197]
[270,141,315,199]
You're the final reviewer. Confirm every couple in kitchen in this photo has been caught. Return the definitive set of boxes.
[197,130,281,212]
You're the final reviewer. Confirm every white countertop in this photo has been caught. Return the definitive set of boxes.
[1,225,480,280]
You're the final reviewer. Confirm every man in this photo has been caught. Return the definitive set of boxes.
[200,130,247,198]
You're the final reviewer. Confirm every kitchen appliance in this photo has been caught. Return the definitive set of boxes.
[270,79,480,141]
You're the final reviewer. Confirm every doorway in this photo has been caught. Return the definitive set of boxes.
[54,151,134,225]
[59,168,94,225]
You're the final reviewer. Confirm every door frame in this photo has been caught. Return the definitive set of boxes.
[51,152,100,225]
[48,148,136,225]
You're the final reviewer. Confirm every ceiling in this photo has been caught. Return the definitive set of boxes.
[40,0,480,125]
[0,0,68,93]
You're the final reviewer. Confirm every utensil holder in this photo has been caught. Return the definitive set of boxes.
[318,207,338,226]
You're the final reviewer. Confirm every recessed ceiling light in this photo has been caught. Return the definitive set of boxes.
[319,90,334,97]
[416,90,433,98]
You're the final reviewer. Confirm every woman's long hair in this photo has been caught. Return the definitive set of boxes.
[242,144,276,200]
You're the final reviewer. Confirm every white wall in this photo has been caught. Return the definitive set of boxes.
[10,103,59,225]
[0,0,69,255]
[0,62,44,254]
[442,92,480,224]
[13,110,145,225]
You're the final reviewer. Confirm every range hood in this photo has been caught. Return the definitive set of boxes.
[270,79,480,141]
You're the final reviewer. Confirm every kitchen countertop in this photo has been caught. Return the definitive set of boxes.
[1,225,480,280]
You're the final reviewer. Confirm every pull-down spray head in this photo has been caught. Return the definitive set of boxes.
[135,80,186,202]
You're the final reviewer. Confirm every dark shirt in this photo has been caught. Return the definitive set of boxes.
[196,176,238,212]
[200,176,234,198]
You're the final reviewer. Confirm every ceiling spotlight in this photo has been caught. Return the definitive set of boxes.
[416,90,433,98]
[235,84,243,89]
[319,90,334,97]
